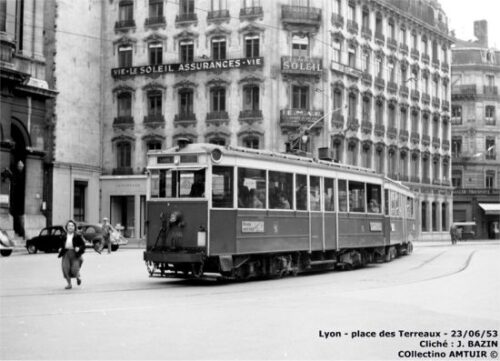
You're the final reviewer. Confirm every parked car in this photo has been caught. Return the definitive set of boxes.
[26,226,66,254]
[77,223,128,252]
[0,228,15,256]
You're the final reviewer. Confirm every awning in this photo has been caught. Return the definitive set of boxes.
[479,203,500,215]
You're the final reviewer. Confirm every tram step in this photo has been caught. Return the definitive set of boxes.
[310,260,337,266]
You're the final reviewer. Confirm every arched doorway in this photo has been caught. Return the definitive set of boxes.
[10,121,28,237]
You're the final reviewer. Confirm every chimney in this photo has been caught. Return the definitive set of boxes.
[473,20,488,47]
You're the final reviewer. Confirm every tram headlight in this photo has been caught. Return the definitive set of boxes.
[211,148,222,163]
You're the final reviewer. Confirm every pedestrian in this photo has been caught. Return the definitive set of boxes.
[58,220,86,289]
[450,224,458,245]
[102,217,112,254]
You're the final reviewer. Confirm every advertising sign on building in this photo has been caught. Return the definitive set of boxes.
[112,57,264,78]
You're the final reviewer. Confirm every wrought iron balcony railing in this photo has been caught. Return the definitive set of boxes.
[331,113,344,129]
[399,43,409,54]
[239,6,263,18]
[282,5,321,25]
[346,19,358,34]
[174,112,197,126]
[331,13,344,27]
[374,124,385,136]
[175,13,198,24]
[207,9,230,22]
[361,26,372,39]
[115,19,136,30]
[145,16,166,26]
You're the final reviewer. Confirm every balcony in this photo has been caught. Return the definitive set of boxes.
[283,56,323,76]
[145,16,166,27]
[112,167,134,175]
[375,76,385,89]
[206,111,230,125]
[483,85,498,96]
[422,177,431,184]
[174,112,197,126]
[442,139,450,151]
[388,173,398,180]
[175,13,198,25]
[387,81,398,93]
[331,13,344,28]
[114,19,136,31]
[331,113,344,129]
[143,114,165,128]
[431,59,440,69]
[239,109,263,122]
[361,26,372,39]
[432,96,440,108]
[331,61,361,78]
[410,132,420,144]
[442,100,450,111]
[422,134,431,146]
[374,32,385,46]
[399,129,409,142]
[421,93,430,104]
[421,53,430,64]
[485,117,496,126]
[411,89,420,101]
[113,116,134,129]
[432,137,440,148]
[387,37,398,50]
[239,6,263,19]
[387,126,398,138]
[399,43,409,54]
[411,176,420,183]
[282,5,321,28]
[399,85,409,98]
[207,9,230,22]
[441,62,449,72]
[374,124,385,137]
[346,117,359,131]
[452,85,477,101]
[442,179,451,187]
[346,19,359,34]
[450,117,462,125]
[410,48,419,60]
[486,153,497,160]
[399,175,409,182]
[361,72,372,85]
[361,120,372,133]
[433,179,441,186]
[280,109,324,131]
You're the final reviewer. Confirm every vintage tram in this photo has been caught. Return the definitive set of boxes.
[143,142,417,280]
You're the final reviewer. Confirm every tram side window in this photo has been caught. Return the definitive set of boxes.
[310,176,321,211]
[367,184,381,213]
[324,178,335,211]
[349,181,365,212]
[407,197,414,218]
[238,167,266,208]
[268,171,293,209]
[151,169,206,198]
[390,191,401,217]
[212,166,233,208]
[384,189,389,216]
[295,174,307,210]
[338,180,348,212]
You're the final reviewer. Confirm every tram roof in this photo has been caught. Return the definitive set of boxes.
[149,142,378,176]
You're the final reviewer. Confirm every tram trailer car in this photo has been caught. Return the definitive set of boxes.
[143,143,415,280]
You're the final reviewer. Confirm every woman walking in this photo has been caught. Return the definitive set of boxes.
[58,220,86,289]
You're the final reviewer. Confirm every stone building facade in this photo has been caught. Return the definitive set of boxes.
[0,0,57,238]
[451,20,500,239]
[100,0,453,240]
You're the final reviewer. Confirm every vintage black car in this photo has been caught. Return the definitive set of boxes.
[26,226,66,254]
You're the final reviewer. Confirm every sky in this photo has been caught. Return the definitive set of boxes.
[439,0,500,48]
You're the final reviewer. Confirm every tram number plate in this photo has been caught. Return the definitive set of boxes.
[242,221,265,233]
[369,222,383,232]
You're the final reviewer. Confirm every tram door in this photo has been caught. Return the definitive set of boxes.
[383,189,390,245]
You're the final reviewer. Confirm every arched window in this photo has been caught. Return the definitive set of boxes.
[243,136,259,149]
[117,92,132,117]
[117,141,132,168]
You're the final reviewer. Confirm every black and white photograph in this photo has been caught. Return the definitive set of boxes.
[0,0,499,359]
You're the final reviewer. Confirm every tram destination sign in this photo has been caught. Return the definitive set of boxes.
[112,57,264,78]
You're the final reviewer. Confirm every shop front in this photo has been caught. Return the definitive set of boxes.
[453,188,500,239]
[100,175,147,239]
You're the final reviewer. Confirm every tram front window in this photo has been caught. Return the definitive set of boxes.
[150,169,206,198]
[212,166,233,208]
